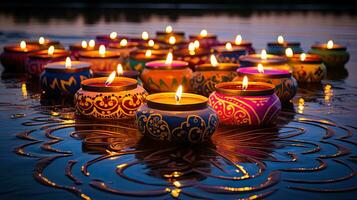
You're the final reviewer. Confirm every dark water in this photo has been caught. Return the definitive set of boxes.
[0,10,357,200]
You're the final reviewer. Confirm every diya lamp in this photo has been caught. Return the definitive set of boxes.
[267,35,303,56]
[108,38,139,60]
[208,77,281,126]
[156,25,185,44]
[136,85,219,143]
[309,40,350,67]
[70,40,99,59]
[96,32,128,46]
[75,72,148,120]
[234,64,297,103]
[212,42,247,63]
[0,41,43,72]
[191,54,239,97]
[288,53,326,83]
[138,39,170,50]
[189,29,219,48]
[141,52,192,93]
[239,49,291,71]
[229,34,255,54]
[78,45,121,73]
[94,63,139,79]
[127,49,167,73]
[27,36,63,49]
[173,41,210,71]
[25,46,71,77]
[40,57,93,96]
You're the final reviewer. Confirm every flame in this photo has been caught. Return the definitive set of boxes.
[327,40,334,49]
[188,42,195,51]
[257,63,264,73]
[242,76,248,91]
[261,49,267,60]
[105,71,116,86]
[235,34,242,45]
[39,37,45,45]
[117,64,123,75]
[225,42,233,50]
[145,50,152,58]
[142,31,149,40]
[99,45,106,56]
[89,39,95,48]
[165,52,173,65]
[169,36,176,45]
[148,39,154,47]
[300,53,306,61]
[65,57,71,69]
[210,54,218,67]
[48,46,55,56]
[285,48,293,57]
[165,25,173,33]
[81,40,88,48]
[175,85,183,104]
[200,29,208,37]
[20,41,26,49]
[120,39,128,47]
[277,35,284,44]
[109,32,117,40]
[193,40,200,49]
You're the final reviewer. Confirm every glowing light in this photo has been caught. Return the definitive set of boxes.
[188,42,195,51]
[298,98,305,114]
[165,25,173,33]
[242,76,248,91]
[175,85,183,104]
[105,71,116,86]
[277,35,284,44]
[89,40,95,48]
[327,40,334,49]
[235,35,242,45]
[165,52,173,65]
[21,83,28,99]
[48,46,55,56]
[171,189,181,198]
[285,48,293,57]
[99,45,106,57]
[193,40,200,49]
[145,50,152,57]
[200,29,208,37]
[117,64,123,75]
[65,57,71,69]
[257,63,264,73]
[20,41,26,49]
[210,54,218,67]
[300,53,306,61]
[169,36,176,45]
[261,49,267,60]
[324,84,333,106]
[120,39,128,47]
[109,32,117,40]
[173,181,181,188]
[148,39,154,47]
[142,31,149,40]
[39,37,45,45]
[81,40,88,48]
[225,42,233,51]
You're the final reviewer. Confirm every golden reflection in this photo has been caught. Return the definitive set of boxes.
[21,83,28,99]
[324,84,333,106]
[170,188,181,198]
[298,98,305,114]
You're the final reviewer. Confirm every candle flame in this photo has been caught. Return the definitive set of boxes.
[235,35,242,45]
[39,37,45,45]
[117,64,123,75]
[257,63,264,73]
[193,40,200,49]
[109,32,117,40]
[120,39,128,47]
[81,40,88,48]
[285,48,293,57]
[169,36,176,45]
[200,29,208,37]
[142,31,149,40]
[65,57,71,69]
[165,25,173,33]
[175,85,183,104]
[242,76,248,91]
[261,49,267,60]
[277,35,284,44]
[48,46,55,56]
[300,53,306,61]
[145,50,152,58]
[225,42,233,50]
[20,41,26,49]
[89,39,95,48]
[327,40,334,49]
[105,71,116,86]
[99,45,106,56]
[148,39,154,47]
[188,42,195,51]
[210,54,218,67]
[165,52,173,65]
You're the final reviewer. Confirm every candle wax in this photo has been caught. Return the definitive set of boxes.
[149,95,206,105]
[89,81,134,87]
[238,67,290,75]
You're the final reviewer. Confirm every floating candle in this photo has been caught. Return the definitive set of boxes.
[288,53,326,83]
[156,26,185,44]
[267,35,303,55]
[213,42,247,63]
[174,43,210,70]
[69,40,99,59]
[127,49,167,73]
[228,34,256,54]
[96,32,128,45]
[26,37,62,48]
[189,29,218,48]
[94,63,139,79]
[309,40,349,67]
[239,49,290,70]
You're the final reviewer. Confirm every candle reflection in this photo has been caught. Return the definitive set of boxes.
[298,98,305,114]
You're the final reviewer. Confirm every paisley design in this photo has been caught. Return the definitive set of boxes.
[309,48,350,67]
[191,71,237,97]
[291,63,326,83]
[75,86,148,120]
[135,104,219,143]
[208,91,281,126]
